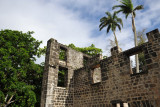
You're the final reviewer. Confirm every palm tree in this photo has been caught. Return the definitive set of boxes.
[99,11,123,47]
[112,0,143,73]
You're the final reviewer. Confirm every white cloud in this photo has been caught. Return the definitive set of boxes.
[0,0,160,63]
[134,0,160,30]
[0,0,95,47]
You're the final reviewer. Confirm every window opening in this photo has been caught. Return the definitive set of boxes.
[58,66,68,87]
[59,47,67,61]
[129,51,146,74]
[91,64,101,84]
[83,56,89,66]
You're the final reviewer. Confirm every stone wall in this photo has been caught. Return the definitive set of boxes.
[40,39,91,107]
[41,29,160,107]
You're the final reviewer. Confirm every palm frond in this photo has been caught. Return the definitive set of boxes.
[99,24,107,31]
[112,5,125,10]
[99,11,123,35]
[115,9,123,14]
[114,5,132,14]
[100,17,107,22]
[120,0,130,6]
[99,21,108,31]
[99,23,105,28]
[99,19,110,31]
[125,13,130,19]
[107,24,111,33]
[121,0,131,4]
[123,5,133,13]
[133,5,144,11]
[105,12,112,17]
[116,18,123,27]
[113,0,134,16]
[113,12,117,19]
[128,0,132,4]
[111,24,116,32]
[116,24,121,31]
[120,0,133,9]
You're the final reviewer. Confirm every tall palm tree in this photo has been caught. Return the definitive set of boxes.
[99,11,123,47]
[112,0,143,73]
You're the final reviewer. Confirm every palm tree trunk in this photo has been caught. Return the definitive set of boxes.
[132,12,139,73]
[113,31,119,47]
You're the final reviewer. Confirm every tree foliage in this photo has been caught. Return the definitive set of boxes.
[99,11,123,47]
[113,0,143,19]
[0,30,43,107]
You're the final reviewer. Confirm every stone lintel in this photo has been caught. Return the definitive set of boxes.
[123,44,145,56]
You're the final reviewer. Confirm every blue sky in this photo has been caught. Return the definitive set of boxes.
[0,0,160,63]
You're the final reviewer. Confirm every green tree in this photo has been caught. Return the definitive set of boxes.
[99,11,123,47]
[25,62,44,107]
[37,46,47,58]
[0,30,43,107]
[113,0,143,73]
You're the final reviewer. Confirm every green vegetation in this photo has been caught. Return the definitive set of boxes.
[99,11,123,47]
[58,69,65,87]
[39,43,102,57]
[59,48,67,61]
[0,30,43,107]
[68,43,102,56]
[58,67,68,87]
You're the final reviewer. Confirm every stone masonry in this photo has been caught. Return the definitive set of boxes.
[41,29,160,107]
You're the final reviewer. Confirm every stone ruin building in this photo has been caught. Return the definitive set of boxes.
[41,29,160,107]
